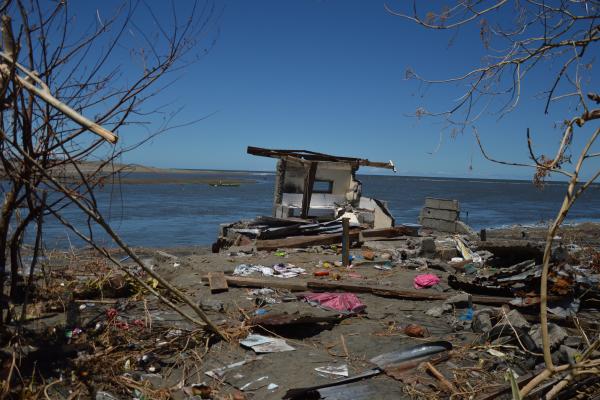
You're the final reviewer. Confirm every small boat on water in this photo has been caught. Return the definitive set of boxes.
[209,180,240,187]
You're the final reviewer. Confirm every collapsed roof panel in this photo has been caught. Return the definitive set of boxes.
[247,146,396,171]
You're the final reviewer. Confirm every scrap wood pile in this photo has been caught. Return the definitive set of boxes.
[199,229,600,399]
[213,215,419,252]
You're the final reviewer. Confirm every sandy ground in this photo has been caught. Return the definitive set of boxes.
[15,222,600,399]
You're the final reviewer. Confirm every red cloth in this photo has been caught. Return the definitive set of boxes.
[413,274,440,289]
[303,292,366,313]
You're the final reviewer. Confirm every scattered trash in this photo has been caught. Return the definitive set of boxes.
[273,263,306,278]
[374,264,392,271]
[182,383,212,398]
[455,236,482,264]
[315,364,349,377]
[487,348,507,358]
[240,334,295,353]
[369,341,453,369]
[302,292,366,313]
[205,356,263,380]
[267,383,279,390]
[362,250,375,260]
[240,375,269,391]
[425,303,452,317]
[404,324,427,337]
[234,264,273,276]
[458,307,474,321]
[413,274,441,289]
[233,263,305,278]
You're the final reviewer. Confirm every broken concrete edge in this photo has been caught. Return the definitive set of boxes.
[424,198,460,211]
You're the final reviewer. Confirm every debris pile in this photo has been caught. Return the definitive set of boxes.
[4,208,600,399]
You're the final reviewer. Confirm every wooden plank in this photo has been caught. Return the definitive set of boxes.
[360,226,415,238]
[202,276,515,306]
[202,275,308,291]
[256,230,360,251]
[307,281,515,305]
[207,272,229,293]
[359,226,418,242]
[342,218,350,267]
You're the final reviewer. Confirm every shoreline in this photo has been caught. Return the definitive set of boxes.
[32,220,600,253]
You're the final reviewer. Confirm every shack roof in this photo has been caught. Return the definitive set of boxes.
[247,146,396,171]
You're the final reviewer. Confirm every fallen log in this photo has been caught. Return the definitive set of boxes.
[255,230,361,251]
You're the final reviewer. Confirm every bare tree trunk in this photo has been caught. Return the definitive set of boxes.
[0,185,19,323]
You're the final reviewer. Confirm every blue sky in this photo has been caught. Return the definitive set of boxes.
[74,1,599,180]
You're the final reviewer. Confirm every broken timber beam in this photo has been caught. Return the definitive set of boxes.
[202,275,516,306]
[359,226,418,242]
[256,230,360,251]
[207,272,229,293]
[201,275,308,291]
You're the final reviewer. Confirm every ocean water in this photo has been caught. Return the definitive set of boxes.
[33,172,600,248]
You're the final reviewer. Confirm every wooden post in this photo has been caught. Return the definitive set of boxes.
[273,158,286,215]
[480,228,487,241]
[301,162,317,219]
[342,217,350,267]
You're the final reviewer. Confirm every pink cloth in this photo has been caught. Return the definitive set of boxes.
[413,274,440,289]
[303,292,366,313]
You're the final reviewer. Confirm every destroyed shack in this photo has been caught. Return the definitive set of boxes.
[248,146,396,226]
[214,147,403,251]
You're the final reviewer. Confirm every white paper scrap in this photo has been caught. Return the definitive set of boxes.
[240,334,295,353]
[314,364,349,377]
